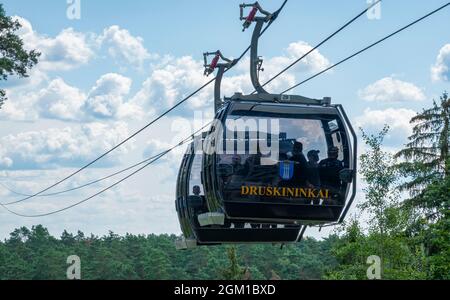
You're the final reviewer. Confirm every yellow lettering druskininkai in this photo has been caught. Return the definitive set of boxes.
[240,186,333,199]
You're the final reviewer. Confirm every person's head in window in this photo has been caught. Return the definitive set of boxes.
[328,147,339,160]
[231,155,241,166]
[192,185,201,196]
[293,141,304,155]
[307,150,320,164]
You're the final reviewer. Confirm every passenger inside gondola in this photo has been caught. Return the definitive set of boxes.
[307,150,321,187]
[193,185,201,196]
[189,185,204,212]
[307,150,322,205]
[289,141,308,186]
[319,146,344,190]
[231,155,247,176]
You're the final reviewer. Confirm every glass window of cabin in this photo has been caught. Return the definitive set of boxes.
[219,115,329,168]
[331,131,344,161]
[189,153,204,196]
[216,111,348,195]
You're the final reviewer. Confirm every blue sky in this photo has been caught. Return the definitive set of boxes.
[0,0,449,239]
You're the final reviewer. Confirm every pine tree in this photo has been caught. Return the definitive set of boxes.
[417,176,450,279]
[222,247,243,280]
[395,92,450,197]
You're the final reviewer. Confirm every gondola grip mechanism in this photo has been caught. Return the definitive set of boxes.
[240,2,272,32]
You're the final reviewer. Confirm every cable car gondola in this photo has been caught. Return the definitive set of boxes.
[175,2,356,248]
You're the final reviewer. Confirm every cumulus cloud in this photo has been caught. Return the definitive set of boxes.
[1,74,140,122]
[355,107,417,146]
[431,44,450,82]
[131,56,211,113]
[233,41,330,93]
[83,73,142,120]
[36,78,86,120]
[234,56,296,94]
[0,78,85,121]
[14,16,95,71]
[1,67,48,89]
[0,122,132,170]
[0,91,37,121]
[98,25,154,69]
[358,77,426,102]
[12,17,155,73]
[279,41,331,73]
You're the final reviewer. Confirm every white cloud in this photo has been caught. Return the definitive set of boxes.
[0,92,37,121]
[283,41,331,73]
[1,78,85,121]
[1,74,140,122]
[431,44,450,82]
[98,25,154,69]
[355,107,417,146]
[14,16,95,71]
[0,122,132,170]
[1,67,48,89]
[37,78,86,120]
[83,73,142,120]
[233,41,330,93]
[131,56,211,113]
[12,17,155,73]
[234,56,296,94]
[358,77,426,102]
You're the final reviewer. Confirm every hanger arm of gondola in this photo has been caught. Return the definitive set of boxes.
[203,50,237,111]
[240,1,279,94]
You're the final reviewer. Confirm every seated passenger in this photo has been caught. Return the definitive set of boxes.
[189,185,204,211]
[231,155,248,176]
[190,185,205,227]
[192,185,201,196]
[319,147,344,189]
[307,150,321,187]
[290,141,308,186]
